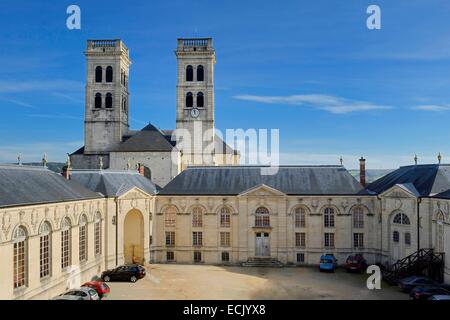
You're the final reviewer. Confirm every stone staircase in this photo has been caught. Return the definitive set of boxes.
[242,257,284,267]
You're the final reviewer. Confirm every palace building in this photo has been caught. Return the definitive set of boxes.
[0,38,449,300]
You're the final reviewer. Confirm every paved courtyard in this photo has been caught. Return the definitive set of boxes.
[105,264,408,300]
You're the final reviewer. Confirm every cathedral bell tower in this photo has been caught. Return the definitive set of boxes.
[84,40,131,154]
[175,38,216,167]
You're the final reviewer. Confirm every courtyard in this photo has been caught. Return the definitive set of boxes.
[105,264,407,300]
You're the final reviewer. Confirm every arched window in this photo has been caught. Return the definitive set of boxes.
[393,231,400,243]
[220,207,231,228]
[186,65,193,82]
[95,93,102,108]
[294,207,306,228]
[255,207,270,227]
[165,206,177,228]
[39,222,51,278]
[106,66,113,82]
[324,207,335,228]
[186,92,193,108]
[13,226,27,289]
[192,207,203,227]
[353,206,364,229]
[393,212,410,225]
[79,215,88,262]
[197,92,204,108]
[95,66,102,83]
[122,97,127,113]
[197,65,204,81]
[437,212,445,253]
[105,93,113,108]
[61,218,72,269]
[94,212,102,256]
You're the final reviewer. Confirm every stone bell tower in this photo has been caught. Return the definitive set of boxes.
[84,39,131,154]
[175,38,216,167]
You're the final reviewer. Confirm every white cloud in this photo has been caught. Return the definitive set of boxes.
[0,98,36,108]
[0,141,82,163]
[0,80,83,93]
[25,113,81,120]
[233,94,392,114]
[412,104,450,112]
[51,92,84,104]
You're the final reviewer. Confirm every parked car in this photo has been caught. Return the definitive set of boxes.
[82,281,110,299]
[319,255,338,272]
[398,276,439,292]
[428,295,450,300]
[410,286,450,300]
[101,264,146,282]
[53,287,100,300]
[345,254,368,273]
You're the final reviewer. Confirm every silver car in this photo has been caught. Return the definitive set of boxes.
[53,287,100,300]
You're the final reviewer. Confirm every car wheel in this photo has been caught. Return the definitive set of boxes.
[130,276,137,283]
[103,275,110,282]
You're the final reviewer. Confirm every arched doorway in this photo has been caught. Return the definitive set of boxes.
[390,212,411,263]
[124,209,144,264]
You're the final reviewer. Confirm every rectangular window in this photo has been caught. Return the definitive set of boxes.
[296,253,305,263]
[220,232,231,247]
[192,213,202,227]
[166,251,174,262]
[165,232,175,246]
[13,241,26,288]
[220,212,231,228]
[295,210,306,228]
[324,233,335,248]
[353,233,364,248]
[40,235,50,278]
[79,225,87,262]
[405,232,411,246]
[193,251,202,263]
[255,215,270,227]
[221,252,230,262]
[61,229,70,269]
[193,232,203,247]
[295,232,306,248]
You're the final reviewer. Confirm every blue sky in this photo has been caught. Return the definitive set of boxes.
[0,0,450,168]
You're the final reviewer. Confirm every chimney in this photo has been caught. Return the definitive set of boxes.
[138,163,145,176]
[62,165,71,180]
[359,157,366,187]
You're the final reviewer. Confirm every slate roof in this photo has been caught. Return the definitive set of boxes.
[0,165,102,208]
[159,165,363,196]
[364,164,450,197]
[72,123,237,156]
[432,188,450,200]
[115,124,175,152]
[70,169,159,197]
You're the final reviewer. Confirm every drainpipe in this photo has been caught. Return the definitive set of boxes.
[115,198,119,266]
[417,197,422,252]
[376,195,383,264]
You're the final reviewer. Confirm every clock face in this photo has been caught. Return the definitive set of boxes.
[190,108,200,118]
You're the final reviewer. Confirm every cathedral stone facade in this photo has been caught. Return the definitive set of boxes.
[0,38,449,300]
